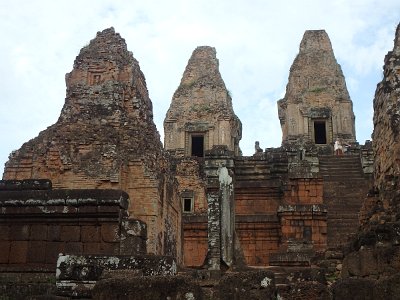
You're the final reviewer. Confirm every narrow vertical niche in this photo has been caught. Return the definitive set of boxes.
[191,135,204,157]
[314,121,327,144]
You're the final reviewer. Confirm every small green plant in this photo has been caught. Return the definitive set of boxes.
[181,80,196,89]
[309,86,327,93]
[192,103,211,113]
[325,272,340,283]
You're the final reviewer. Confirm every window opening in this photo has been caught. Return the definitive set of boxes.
[191,136,204,157]
[183,198,193,213]
[314,122,327,144]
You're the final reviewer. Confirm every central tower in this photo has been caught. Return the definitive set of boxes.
[164,46,242,157]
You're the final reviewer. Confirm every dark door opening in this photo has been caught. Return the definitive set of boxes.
[183,198,193,213]
[191,136,204,157]
[314,122,327,144]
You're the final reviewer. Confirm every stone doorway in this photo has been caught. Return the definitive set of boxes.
[191,135,204,157]
[314,121,327,144]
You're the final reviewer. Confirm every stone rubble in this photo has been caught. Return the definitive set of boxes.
[1,24,394,299]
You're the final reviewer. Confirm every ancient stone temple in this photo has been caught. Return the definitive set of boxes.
[168,30,372,271]
[0,25,385,299]
[278,30,356,145]
[164,46,242,157]
[2,28,181,258]
[164,46,241,268]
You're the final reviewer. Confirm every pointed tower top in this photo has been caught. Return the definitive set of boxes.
[74,27,133,68]
[300,30,333,53]
[3,27,163,186]
[178,46,225,89]
[283,29,350,102]
[277,29,356,145]
[63,27,153,123]
[164,46,242,157]
[168,46,233,118]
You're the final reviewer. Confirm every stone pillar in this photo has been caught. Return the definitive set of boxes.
[207,190,221,270]
[204,146,235,271]
[219,166,234,267]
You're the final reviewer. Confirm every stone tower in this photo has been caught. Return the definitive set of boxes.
[373,23,400,193]
[3,28,181,258]
[278,30,356,145]
[164,46,242,157]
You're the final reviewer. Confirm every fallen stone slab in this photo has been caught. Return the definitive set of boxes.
[56,254,176,298]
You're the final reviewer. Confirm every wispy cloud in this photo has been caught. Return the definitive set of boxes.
[0,0,399,175]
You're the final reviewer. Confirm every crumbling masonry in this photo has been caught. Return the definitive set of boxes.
[1,26,388,298]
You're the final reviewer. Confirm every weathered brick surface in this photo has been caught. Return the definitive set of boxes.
[48,226,61,241]
[0,225,9,240]
[164,46,242,157]
[0,242,10,263]
[45,242,65,264]
[83,242,101,255]
[81,226,100,242]
[372,23,400,202]
[284,178,323,204]
[278,206,327,251]
[340,24,400,293]
[2,27,181,260]
[0,188,146,272]
[101,224,119,242]
[30,225,48,241]
[278,30,356,145]
[237,218,280,265]
[60,226,81,242]
[27,241,46,263]
[182,217,207,266]
[9,241,29,264]
[10,225,30,241]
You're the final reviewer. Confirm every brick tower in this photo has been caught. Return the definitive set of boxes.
[164,46,242,157]
[278,30,356,146]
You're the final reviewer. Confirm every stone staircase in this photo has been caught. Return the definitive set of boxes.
[319,155,372,248]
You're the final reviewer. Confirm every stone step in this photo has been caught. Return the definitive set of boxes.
[320,166,362,171]
[319,159,361,163]
[320,168,364,172]
[326,203,364,208]
[320,169,363,173]
[321,176,366,182]
[323,192,369,198]
[328,218,359,223]
[324,197,366,202]
[319,160,362,164]
[319,156,361,160]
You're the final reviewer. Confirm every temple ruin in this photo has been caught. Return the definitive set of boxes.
[2,28,181,260]
[278,30,356,145]
[1,24,398,299]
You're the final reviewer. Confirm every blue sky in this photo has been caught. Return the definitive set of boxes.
[0,0,399,176]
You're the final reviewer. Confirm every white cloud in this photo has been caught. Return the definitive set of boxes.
[0,0,399,174]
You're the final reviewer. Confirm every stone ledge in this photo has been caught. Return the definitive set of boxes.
[269,252,314,267]
[236,214,279,223]
[0,189,129,210]
[278,204,327,213]
[0,179,52,191]
[182,214,207,223]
